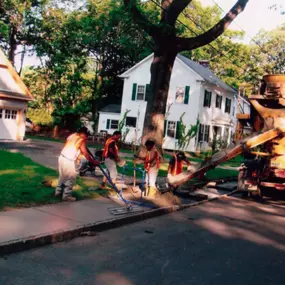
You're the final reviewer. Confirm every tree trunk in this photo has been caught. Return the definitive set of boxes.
[8,26,17,65]
[141,50,177,148]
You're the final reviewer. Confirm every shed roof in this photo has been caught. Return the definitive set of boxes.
[0,49,33,101]
[99,104,121,113]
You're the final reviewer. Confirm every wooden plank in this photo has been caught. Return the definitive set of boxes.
[236,113,250,120]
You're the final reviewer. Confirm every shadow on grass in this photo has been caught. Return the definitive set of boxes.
[0,150,108,211]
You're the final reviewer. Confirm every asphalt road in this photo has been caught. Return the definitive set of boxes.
[1,196,285,285]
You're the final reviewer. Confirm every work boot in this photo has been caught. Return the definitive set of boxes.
[55,191,62,198]
[55,189,63,198]
[62,196,76,202]
[147,186,160,198]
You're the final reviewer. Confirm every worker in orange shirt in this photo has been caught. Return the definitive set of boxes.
[135,139,161,197]
[101,131,121,187]
[55,127,100,201]
[167,151,192,194]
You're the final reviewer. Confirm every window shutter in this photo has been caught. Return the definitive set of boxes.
[164,120,167,137]
[184,86,190,104]
[106,119,110,129]
[209,92,212,107]
[145,84,150,101]
[132,83,137,101]
[203,91,207,107]
[176,121,182,139]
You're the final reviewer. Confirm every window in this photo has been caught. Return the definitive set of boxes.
[175,87,185,103]
[203,90,212,107]
[11,110,17,120]
[225,98,231,113]
[198,124,210,142]
[5,109,11,119]
[167,121,176,138]
[215,95,222,109]
[175,86,190,104]
[126,117,137,128]
[136,85,145,100]
[110,120,119,129]
[0,109,2,119]
[106,119,119,130]
[204,125,210,142]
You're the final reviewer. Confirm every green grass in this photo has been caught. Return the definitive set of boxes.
[0,150,107,211]
[118,156,238,181]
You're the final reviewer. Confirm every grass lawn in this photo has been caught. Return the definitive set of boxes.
[118,156,238,180]
[0,150,107,211]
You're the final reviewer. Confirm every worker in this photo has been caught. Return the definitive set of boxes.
[135,139,161,197]
[101,131,122,187]
[167,151,192,193]
[55,127,100,202]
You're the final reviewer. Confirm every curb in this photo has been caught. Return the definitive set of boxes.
[0,190,238,256]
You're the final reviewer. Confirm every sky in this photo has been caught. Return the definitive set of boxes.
[201,0,285,43]
[15,0,285,70]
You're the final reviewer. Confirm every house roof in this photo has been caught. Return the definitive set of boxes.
[177,54,236,93]
[119,53,236,94]
[99,104,121,113]
[0,49,33,101]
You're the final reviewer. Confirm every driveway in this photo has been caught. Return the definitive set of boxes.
[0,139,63,169]
[0,139,133,170]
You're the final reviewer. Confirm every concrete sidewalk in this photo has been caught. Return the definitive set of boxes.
[0,197,153,256]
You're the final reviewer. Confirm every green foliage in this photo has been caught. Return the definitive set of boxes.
[209,137,229,153]
[26,107,53,126]
[176,114,200,150]
[118,109,131,143]
[119,109,131,131]
[252,24,285,75]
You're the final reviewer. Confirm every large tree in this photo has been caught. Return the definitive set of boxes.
[252,24,285,75]
[123,0,249,148]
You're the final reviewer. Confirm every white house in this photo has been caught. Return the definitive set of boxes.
[0,49,33,140]
[98,53,241,152]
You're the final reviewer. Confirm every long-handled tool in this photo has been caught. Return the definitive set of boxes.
[87,147,155,212]
[97,164,155,213]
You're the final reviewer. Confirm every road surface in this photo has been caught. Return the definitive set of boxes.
[1,196,285,285]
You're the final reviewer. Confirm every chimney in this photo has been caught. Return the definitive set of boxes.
[199,60,210,69]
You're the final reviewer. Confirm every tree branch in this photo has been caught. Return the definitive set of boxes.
[161,0,192,26]
[175,0,249,51]
[123,0,159,37]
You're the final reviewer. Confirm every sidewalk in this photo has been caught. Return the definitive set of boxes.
[0,197,153,256]
[0,183,238,256]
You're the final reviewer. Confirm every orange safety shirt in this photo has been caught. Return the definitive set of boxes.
[168,154,184,176]
[144,149,160,172]
[103,137,119,159]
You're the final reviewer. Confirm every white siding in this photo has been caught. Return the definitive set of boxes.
[162,59,202,151]
[120,57,150,144]
[97,112,121,135]
[101,54,237,152]
[197,84,236,150]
